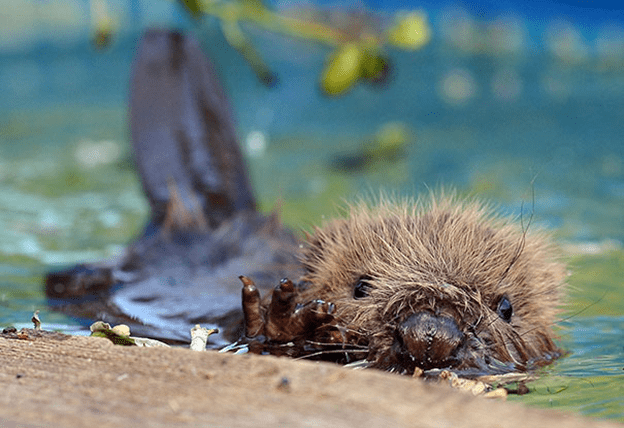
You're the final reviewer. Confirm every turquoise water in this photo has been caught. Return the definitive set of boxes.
[1,5,623,422]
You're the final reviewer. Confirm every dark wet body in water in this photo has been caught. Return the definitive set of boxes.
[46,29,300,345]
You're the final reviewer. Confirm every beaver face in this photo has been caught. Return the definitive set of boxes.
[297,196,566,375]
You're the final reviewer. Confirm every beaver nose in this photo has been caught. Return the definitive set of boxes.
[396,311,464,370]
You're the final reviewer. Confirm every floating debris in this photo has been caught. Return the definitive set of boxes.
[31,310,41,330]
[111,324,130,337]
[90,321,135,346]
[331,121,410,172]
[410,368,535,400]
[190,325,219,352]
[90,321,169,347]
[16,329,30,340]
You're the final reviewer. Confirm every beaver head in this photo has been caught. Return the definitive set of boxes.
[296,195,566,375]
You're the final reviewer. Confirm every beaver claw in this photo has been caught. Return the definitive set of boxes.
[239,275,335,343]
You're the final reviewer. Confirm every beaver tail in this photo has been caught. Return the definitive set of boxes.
[130,28,256,233]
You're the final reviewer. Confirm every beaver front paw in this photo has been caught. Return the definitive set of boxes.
[239,275,335,343]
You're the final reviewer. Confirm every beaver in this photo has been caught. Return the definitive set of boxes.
[237,196,566,376]
[45,28,301,344]
[45,29,566,376]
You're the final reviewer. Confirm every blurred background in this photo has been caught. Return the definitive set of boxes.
[0,0,622,420]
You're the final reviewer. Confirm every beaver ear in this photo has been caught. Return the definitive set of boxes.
[496,295,513,322]
[353,275,373,299]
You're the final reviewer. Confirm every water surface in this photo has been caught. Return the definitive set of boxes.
[1,4,623,422]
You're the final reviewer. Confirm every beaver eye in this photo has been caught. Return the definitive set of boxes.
[353,277,372,299]
[497,296,513,322]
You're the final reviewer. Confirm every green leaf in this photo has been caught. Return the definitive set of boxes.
[321,43,363,95]
[387,11,431,50]
[360,50,391,86]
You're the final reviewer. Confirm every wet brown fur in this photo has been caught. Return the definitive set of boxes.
[295,193,566,373]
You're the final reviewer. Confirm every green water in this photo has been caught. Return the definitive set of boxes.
[1,24,623,422]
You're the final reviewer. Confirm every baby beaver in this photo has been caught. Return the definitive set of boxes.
[45,29,566,377]
[238,196,566,376]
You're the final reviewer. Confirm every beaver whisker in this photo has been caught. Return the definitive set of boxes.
[552,292,606,327]
[494,189,534,292]
[344,359,372,369]
[219,341,249,353]
[483,311,505,330]
[474,326,544,371]
[304,339,369,349]
[324,323,370,340]
[468,314,484,332]
[293,348,369,361]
